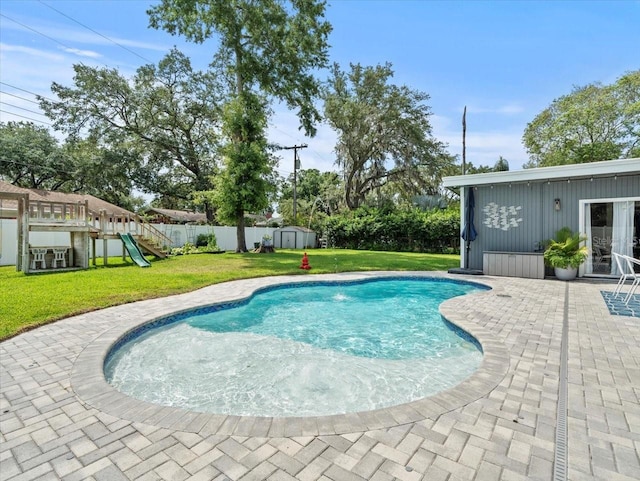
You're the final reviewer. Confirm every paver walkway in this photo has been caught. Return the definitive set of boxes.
[1,272,638,481]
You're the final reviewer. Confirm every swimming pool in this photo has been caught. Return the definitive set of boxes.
[105,277,486,417]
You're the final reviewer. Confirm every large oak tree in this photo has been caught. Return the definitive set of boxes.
[0,122,140,210]
[0,121,72,190]
[323,62,452,210]
[212,92,274,233]
[39,49,223,219]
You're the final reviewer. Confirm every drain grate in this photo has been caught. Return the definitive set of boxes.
[553,284,569,481]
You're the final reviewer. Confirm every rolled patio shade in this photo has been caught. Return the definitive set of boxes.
[461,187,477,242]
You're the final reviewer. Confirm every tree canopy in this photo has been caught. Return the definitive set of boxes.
[0,121,71,190]
[39,49,223,219]
[278,168,343,226]
[460,156,510,175]
[323,62,453,210]
[148,0,331,137]
[148,0,332,250]
[523,70,640,167]
[0,121,141,210]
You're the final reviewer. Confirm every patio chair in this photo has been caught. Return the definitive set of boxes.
[30,248,47,270]
[621,255,640,305]
[592,237,612,274]
[611,252,631,297]
[52,247,67,268]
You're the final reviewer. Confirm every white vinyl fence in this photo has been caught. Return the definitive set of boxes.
[0,220,278,266]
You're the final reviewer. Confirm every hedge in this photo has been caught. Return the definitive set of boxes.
[323,207,460,253]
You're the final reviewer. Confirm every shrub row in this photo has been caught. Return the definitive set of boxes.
[323,207,460,253]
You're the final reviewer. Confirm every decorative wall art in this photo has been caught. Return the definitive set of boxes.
[483,202,523,231]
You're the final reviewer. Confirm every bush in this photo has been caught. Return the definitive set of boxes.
[323,207,460,253]
[196,233,212,247]
[171,242,196,256]
[196,233,219,251]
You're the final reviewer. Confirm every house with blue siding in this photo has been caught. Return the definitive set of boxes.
[442,158,640,278]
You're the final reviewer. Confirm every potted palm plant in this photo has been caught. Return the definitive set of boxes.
[543,227,588,280]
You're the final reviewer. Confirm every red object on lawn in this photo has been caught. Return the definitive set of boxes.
[300,252,311,270]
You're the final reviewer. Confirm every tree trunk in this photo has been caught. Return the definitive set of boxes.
[233,45,248,253]
[204,202,215,223]
[344,175,356,210]
[235,212,247,252]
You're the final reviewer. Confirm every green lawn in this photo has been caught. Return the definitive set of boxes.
[0,249,459,340]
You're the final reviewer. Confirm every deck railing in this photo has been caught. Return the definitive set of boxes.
[27,200,89,226]
[25,200,172,249]
[95,211,173,249]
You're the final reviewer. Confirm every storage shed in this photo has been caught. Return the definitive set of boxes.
[273,226,317,249]
[442,158,640,278]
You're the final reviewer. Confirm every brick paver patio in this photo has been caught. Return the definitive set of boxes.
[1,272,638,480]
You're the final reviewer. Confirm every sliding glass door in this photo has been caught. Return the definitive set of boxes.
[582,198,640,276]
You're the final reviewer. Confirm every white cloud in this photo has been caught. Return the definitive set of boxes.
[0,43,65,61]
[59,47,102,59]
[497,104,525,115]
[0,45,77,127]
[0,50,75,89]
[1,17,170,53]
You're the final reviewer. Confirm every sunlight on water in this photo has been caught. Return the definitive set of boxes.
[105,278,484,417]
[332,293,350,301]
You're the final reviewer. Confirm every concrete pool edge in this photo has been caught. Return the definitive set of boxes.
[70,271,510,437]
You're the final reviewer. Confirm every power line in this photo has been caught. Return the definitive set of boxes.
[274,168,294,178]
[0,8,152,132]
[0,82,55,103]
[38,0,153,64]
[0,101,47,117]
[0,91,39,104]
[0,110,52,126]
[0,13,87,63]
[271,123,331,166]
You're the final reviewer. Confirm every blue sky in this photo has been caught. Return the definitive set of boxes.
[1,0,638,178]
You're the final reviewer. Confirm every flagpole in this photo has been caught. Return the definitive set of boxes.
[462,106,467,175]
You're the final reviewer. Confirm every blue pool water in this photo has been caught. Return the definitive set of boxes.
[105,278,485,417]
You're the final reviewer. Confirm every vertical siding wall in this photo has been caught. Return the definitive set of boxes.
[468,174,639,271]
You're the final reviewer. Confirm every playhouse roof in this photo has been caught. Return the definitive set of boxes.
[0,181,135,217]
[144,207,207,223]
[442,158,640,188]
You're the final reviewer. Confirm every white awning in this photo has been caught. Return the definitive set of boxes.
[442,158,640,188]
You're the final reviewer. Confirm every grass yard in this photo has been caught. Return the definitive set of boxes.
[0,249,459,340]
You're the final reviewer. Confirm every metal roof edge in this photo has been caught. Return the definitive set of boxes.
[442,158,640,187]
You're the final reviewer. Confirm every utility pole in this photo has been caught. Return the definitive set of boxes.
[462,105,467,175]
[283,144,307,222]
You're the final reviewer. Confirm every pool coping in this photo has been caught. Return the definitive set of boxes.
[70,271,510,437]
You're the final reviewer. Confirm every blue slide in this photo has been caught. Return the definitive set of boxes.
[118,233,151,267]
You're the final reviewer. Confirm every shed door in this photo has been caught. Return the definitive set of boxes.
[281,232,296,248]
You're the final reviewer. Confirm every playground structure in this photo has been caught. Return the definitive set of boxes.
[118,233,151,267]
[0,182,171,273]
